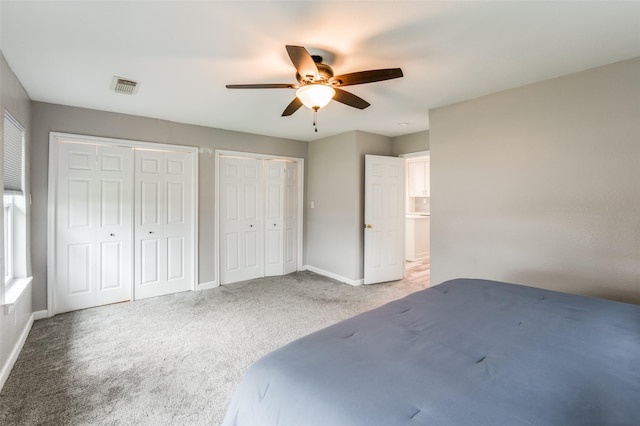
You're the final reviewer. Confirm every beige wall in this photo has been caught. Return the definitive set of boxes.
[391,130,429,156]
[1,52,33,383]
[30,102,308,311]
[429,57,640,304]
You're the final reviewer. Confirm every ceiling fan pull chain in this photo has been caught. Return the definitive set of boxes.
[313,106,319,132]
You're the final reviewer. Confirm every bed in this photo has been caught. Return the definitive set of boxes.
[222,278,640,425]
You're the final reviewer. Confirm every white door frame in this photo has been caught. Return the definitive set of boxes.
[47,132,199,317]
[214,149,304,286]
[399,150,429,159]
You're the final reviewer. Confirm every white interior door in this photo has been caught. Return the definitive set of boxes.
[219,156,264,284]
[56,142,133,313]
[364,155,405,284]
[134,149,194,299]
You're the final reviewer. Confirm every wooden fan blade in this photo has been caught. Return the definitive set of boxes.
[286,45,319,81]
[333,88,370,109]
[226,83,296,89]
[331,68,403,87]
[282,97,303,116]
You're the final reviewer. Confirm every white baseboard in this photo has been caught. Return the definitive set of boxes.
[0,312,34,391]
[33,310,49,320]
[197,280,219,291]
[303,265,363,286]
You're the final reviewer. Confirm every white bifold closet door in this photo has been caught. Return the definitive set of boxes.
[134,150,194,299]
[56,142,133,313]
[219,156,265,284]
[219,156,297,285]
[264,160,297,276]
[282,161,298,275]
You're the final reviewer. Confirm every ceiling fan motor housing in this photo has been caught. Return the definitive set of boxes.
[296,57,334,85]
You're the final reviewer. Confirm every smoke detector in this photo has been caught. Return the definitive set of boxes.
[111,76,140,95]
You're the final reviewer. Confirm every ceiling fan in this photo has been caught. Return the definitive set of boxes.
[226,45,403,131]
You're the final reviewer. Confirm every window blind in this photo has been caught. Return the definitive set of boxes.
[3,111,25,195]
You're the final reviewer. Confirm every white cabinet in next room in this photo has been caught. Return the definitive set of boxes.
[407,157,430,197]
[405,215,430,261]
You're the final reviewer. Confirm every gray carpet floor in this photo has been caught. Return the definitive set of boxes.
[0,271,425,425]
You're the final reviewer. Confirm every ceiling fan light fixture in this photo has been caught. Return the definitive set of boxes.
[296,84,335,110]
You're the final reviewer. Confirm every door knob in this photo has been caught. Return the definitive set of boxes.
[365,224,373,229]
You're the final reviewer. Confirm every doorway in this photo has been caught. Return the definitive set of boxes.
[403,152,430,286]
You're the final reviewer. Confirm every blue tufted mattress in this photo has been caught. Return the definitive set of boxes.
[222,278,640,425]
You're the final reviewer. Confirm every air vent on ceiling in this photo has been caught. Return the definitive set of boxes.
[111,76,140,95]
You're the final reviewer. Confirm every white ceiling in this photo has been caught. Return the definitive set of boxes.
[1,1,639,142]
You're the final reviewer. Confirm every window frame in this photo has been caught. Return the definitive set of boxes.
[4,194,14,284]
[3,110,31,308]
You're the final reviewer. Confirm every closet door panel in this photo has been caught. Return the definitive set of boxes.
[67,243,92,295]
[219,156,264,284]
[135,150,194,299]
[244,230,259,269]
[95,145,133,306]
[100,180,122,226]
[67,178,92,228]
[135,151,165,298]
[167,182,185,224]
[163,151,193,290]
[100,241,122,290]
[224,233,241,272]
[56,142,133,313]
[264,161,284,277]
[140,182,161,226]
[167,236,185,280]
[283,161,298,274]
[140,239,160,285]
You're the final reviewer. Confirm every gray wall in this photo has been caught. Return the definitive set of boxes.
[1,52,33,380]
[391,130,429,156]
[30,102,308,311]
[429,57,640,304]
[306,130,393,282]
[306,131,359,280]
